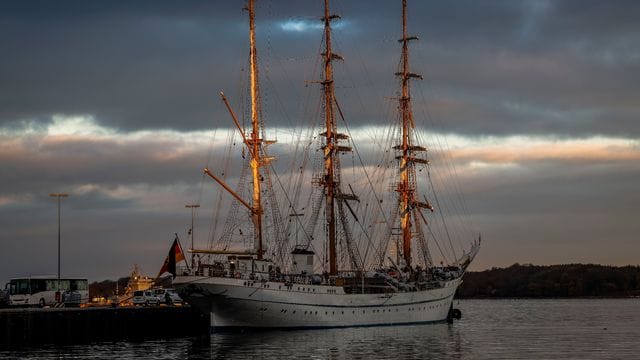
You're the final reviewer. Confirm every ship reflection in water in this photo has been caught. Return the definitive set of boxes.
[209,324,461,359]
[2,299,639,359]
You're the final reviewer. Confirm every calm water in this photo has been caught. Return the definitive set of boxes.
[2,299,639,359]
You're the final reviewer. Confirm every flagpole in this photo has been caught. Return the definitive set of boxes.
[174,233,190,271]
[185,204,200,270]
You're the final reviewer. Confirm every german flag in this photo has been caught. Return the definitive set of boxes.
[157,235,186,278]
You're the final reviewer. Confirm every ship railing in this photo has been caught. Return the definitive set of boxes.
[175,265,228,278]
[177,264,405,287]
[176,265,191,276]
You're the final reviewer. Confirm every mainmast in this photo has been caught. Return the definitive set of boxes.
[322,0,341,275]
[396,0,426,268]
[248,0,264,259]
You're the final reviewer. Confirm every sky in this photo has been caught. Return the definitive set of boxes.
[1,0,639,284]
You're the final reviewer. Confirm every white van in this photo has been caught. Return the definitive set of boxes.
[132,290,160,306]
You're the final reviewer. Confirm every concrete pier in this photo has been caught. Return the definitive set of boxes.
[0,306,209,346]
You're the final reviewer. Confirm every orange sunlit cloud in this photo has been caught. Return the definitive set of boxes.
[445,136,640,165]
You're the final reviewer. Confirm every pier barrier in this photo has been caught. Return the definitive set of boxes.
[0,306,209,346]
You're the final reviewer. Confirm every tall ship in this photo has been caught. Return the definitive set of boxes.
[173,0,479,330]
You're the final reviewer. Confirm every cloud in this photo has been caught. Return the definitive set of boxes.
[278,17,349,33]
[446,135,640,165]
[1,0,639,281]
[1,118,639,280]
[279,19,323,33]
[1,0,638,138]
[0,115,220,202]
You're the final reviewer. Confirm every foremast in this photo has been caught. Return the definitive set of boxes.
[247,0,264,260]
[203,0,269,259]
[395,0,430,268]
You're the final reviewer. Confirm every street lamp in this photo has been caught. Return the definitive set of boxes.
[50,193,69,299]
[185,204,200,269]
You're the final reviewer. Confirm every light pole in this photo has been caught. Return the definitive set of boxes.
[185,204,200,269]
[50,193,69,300]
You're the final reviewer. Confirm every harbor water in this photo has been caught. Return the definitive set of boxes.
[1,299,638,359]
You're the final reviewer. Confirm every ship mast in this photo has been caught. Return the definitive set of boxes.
[201,0,279,260]
[322,0,340,275]
[396,0,425,268]
[248,0,264,259]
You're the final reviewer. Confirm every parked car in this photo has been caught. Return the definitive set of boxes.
[62,290,83,307]
[0,287,8,308]
[153,288,183,305]
[132,290,160,306]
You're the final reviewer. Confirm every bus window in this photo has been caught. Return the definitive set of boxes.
[46,280,57,291]
[59,280,70,291]
[10,279,29,295]
[30,279,46,295]
[70,279,88,291]
[78,280,88,291]
[19,280,28,294]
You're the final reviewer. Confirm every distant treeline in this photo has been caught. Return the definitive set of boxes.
[458,263,640,298]
[88,264,640,299]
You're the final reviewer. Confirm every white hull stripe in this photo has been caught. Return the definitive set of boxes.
[210,319,448,332]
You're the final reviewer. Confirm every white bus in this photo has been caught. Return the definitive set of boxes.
[5,276,89,307]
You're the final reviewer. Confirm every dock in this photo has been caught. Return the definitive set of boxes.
[0,306,209,346]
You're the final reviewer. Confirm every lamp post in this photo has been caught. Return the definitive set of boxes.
[50,193,69,300]
[185,204,200,268]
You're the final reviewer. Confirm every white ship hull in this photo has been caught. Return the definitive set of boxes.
[174,276,460,330]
